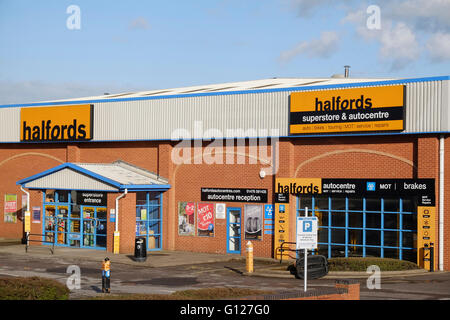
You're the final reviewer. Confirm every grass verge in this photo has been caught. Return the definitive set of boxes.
[327,257,420,272]
[0,277,70,300]
[92,287,274,300]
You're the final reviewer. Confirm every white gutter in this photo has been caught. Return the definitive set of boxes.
[439,136,445,271]
[115,189,128,232]
[20,186,30,247]
[20,186,30,212]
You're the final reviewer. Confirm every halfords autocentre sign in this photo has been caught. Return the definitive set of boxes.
[275,178,435,206]
[20,104,93,142]
[289,85,405,134]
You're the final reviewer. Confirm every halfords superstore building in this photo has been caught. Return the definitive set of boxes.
[0,75,449,271]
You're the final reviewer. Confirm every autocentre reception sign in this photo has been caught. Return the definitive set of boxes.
[289,85,405,134]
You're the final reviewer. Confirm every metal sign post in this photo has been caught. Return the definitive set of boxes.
[296,207,318,293]
[304,208,308,292]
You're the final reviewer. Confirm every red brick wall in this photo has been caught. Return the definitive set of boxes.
[0,144,66,239]
[444,136,450,270]
[171,140,275,257]
[0,135,449,270]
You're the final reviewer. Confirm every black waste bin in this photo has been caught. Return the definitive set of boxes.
[134,237,147,262]
[295,255,328,279]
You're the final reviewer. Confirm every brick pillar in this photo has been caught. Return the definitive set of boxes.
[158,142,174,250]
[118,192,136,254]
[106,193,115,253]
[66,144,80,162]
[444,136,450,270]
[417,137,439,271]
[277,139,296,244]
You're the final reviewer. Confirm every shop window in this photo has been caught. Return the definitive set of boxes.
[299,196,312,211]
[366,198,381,212]
[299,196,418,263]
[384,199,399,213]
[45,190,55,202]
[136,192,162,251]
[42,190,107,250]
[58,191,69,203]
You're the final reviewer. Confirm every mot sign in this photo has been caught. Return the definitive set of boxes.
[296,217,318,250]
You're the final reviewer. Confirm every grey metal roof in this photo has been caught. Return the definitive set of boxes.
[1,76,449,143]
[17,161,170,192]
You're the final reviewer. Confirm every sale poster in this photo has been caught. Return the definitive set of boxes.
[4,194,17,223]
[178,202,195,236]
[197,203,214,237]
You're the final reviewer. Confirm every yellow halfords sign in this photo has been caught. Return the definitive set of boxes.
[289,85,405,134]
[21,104,93,142]
[276,178,322,195]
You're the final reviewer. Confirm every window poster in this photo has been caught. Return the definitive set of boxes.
[32,207,41,223]
[197,203,214,237]
[4,194,17,223]
[178,202,195,236]
[245,204,263,240]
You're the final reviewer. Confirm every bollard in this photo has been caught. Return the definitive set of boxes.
[102,257,111,293]
[246,241,254,273]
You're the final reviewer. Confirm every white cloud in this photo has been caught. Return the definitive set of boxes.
[279,31,339,62]
[379,22,420,70]
[340,0,450,68]
[427,33,450,62]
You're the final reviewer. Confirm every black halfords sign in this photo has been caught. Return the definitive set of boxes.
[77,192,107,206]
[201,188,268,203]
[276,178,435,206]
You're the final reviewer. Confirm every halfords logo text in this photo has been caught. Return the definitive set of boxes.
[276,179,322,195]
[23,119,88,141]
[20,105,93,142]
[315,95,373,111]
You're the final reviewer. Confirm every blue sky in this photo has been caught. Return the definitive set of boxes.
[0,0,449,104]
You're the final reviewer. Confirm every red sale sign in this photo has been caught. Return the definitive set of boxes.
[185,202,195,216]
[197,203,214,231]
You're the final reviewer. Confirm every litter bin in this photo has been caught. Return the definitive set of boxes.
[134,237,147,262]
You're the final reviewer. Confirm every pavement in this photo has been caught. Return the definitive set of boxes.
[0,239,449,300]
[1,241,431,278]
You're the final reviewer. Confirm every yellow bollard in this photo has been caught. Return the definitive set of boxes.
[246,241,254,273]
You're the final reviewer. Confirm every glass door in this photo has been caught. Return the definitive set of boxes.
[81,206,107,249]
[44,205,56,244]
[95,208,107,248]
[227,208,241,254]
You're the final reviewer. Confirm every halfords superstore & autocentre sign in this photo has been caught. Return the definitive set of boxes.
[289,85,405,134]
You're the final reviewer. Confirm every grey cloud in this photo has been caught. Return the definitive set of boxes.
[129,17,150,30]
[0,80,140,105]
